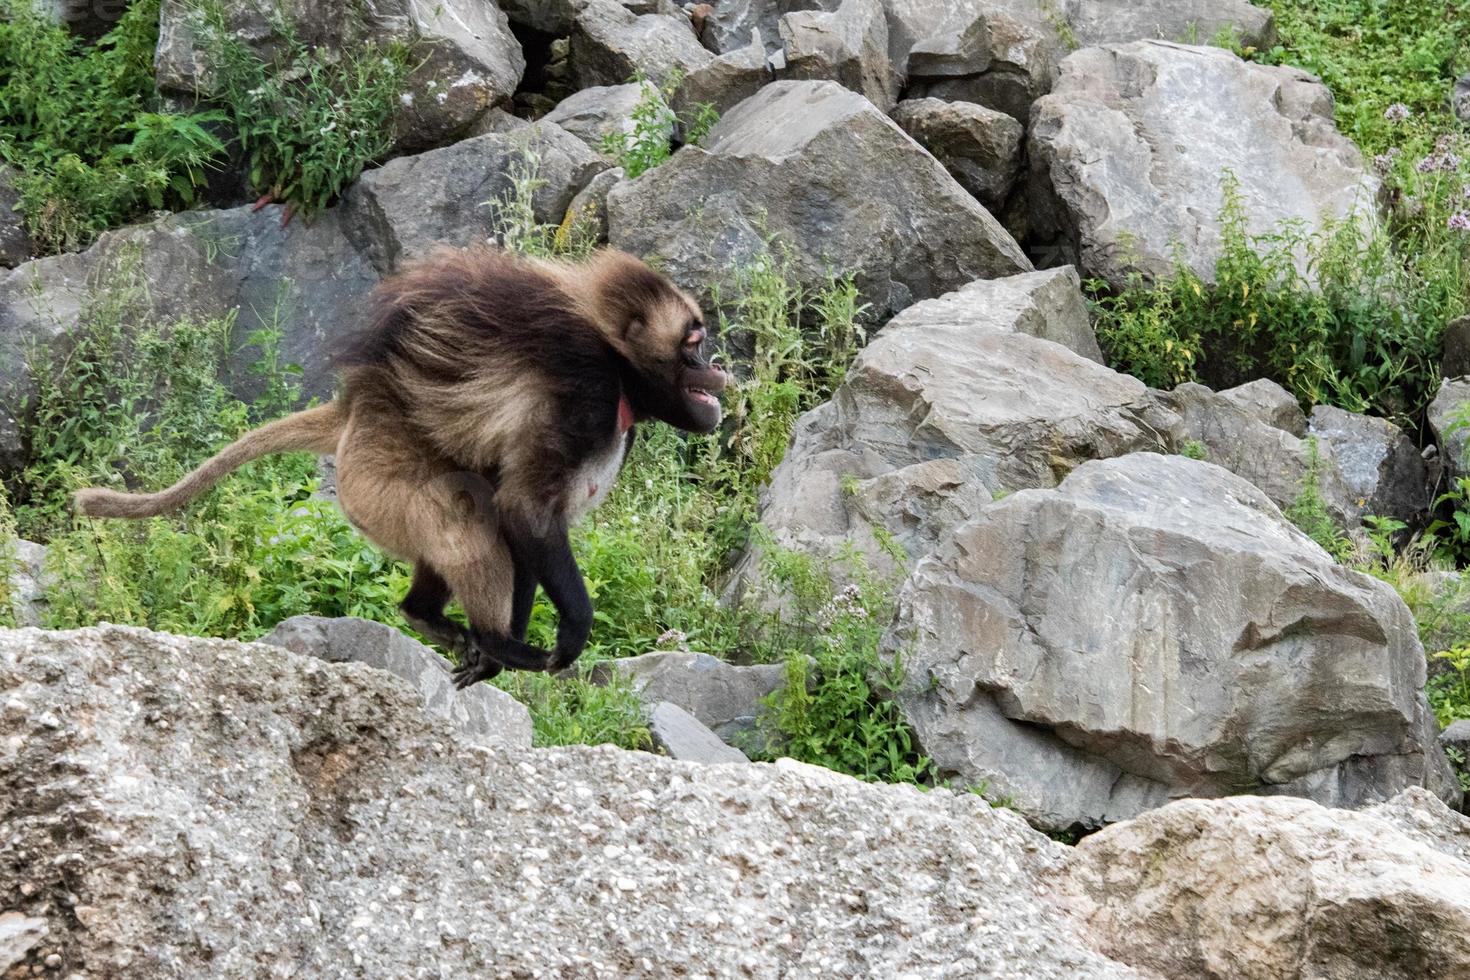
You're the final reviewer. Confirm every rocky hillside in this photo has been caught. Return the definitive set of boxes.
[2,0,1470,973]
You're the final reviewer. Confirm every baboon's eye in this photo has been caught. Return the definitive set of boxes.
[684,327,705,350]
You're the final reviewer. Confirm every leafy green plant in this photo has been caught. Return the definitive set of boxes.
[1428,477,1470,562]
[1284,438,1349,559]
[485,145,596,259]
[0,0,226,251]
[1090,171,1466,424]
[199,0,409,215]
[1428,644,1470,729]
[746,544,932,784]
[599,70,718,179]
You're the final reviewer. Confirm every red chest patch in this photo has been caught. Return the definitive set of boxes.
[617,394,635,434]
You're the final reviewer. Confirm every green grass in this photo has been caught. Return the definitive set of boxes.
[1258,1,1469,156]
[0,0,409,252]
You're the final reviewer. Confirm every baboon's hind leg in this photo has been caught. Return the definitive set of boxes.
[411,528,550,686]
[400,563,471,659]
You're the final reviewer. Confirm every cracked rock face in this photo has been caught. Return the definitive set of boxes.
[154,0,525,152]
[884,453,1457,832]
[0,625,1139,978]
[1028,41,1373,287]
[609,81,1031,319]
[736,268,1170,593]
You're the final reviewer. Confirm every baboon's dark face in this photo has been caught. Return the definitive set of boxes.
[622,291,727,435]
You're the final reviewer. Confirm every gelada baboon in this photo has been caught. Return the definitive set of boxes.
[75,247,727,686]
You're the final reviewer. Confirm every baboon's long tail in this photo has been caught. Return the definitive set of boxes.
[73,402,345,519]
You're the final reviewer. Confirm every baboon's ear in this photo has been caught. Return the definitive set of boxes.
[625,316,645,340]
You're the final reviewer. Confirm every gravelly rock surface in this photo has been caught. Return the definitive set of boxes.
[0,625,1143,979]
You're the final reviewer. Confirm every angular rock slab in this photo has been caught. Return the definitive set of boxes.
[260,615,533,749]
[155,0,525,152]
[1029,41,1373,287]
[5,540,48,628]
[1216,377,1307,436]
[588,650,792,748]
[339,117,604,274]
[1155,381,1358,527]
[778,0,899,112]
[1308,404,1430,526]
[891,98,1024,210]
[609,80,1030,318]
[0,625,1142,977]
[647,701,750,763]
[741,268,1171,587]
[885,453,1456,832]
[1064,790,1470,979]
[570,0,713,89]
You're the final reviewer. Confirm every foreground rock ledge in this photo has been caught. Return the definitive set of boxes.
[4,626,1469,979]
[0,626,1128,978]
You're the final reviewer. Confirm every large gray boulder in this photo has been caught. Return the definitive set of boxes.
[1455,72,1470,126]
[1029,41,1373,287]
[895,0,1273,122]
[672,30,775,118]
[738,268,1172,588]
[7,625,1470,977]
[570,0,714,88]
[608,81,1031,317]
[900,8,1058,121]
[1308,404,1430,526]
[259,615,533,749]
[339,118,604,274]
[1066,789,1470,978]
[588,650,793,748]
[0,205,378,407]
[0,624,1142,977]
[155,0,525,152]
[885,453,1457,832]
[890,98,1024,210]
[778,0,898,111]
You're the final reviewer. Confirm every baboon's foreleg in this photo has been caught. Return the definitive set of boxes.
[499,513,593,673]
[508,560,537,643]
